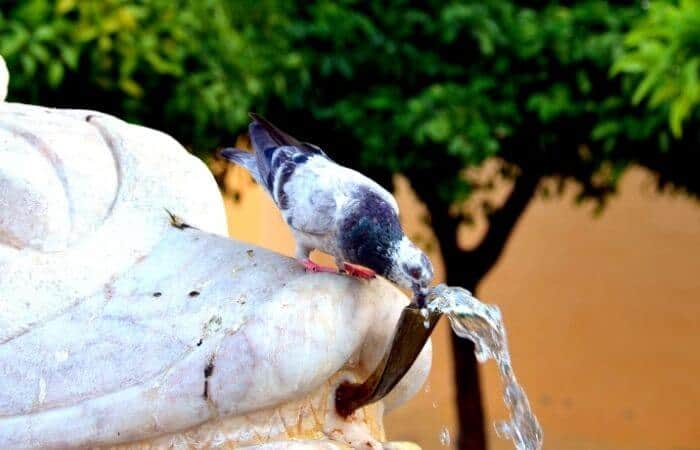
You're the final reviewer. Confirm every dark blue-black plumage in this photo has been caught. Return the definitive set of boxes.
[339,187,403,277]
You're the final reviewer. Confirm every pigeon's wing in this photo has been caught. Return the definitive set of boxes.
[279,159,340,236]
[280,160,402,239]
[340,166,400,216]
[239,113,397,239]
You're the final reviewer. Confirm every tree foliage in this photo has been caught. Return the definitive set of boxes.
[2,1,696,203]
[0,0,297,149]
[613,0,700,137]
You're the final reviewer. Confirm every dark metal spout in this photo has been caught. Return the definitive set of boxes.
[335,304,442,417]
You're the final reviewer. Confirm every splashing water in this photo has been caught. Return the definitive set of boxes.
[427,284,543,450]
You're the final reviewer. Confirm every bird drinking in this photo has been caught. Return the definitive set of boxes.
[426,284,544,450]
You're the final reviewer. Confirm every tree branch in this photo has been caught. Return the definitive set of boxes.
[463,170,541,284]
[408,165,541,287]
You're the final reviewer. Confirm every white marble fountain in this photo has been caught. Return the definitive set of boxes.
[0,57,430,449]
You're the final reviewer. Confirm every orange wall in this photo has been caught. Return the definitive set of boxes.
[221,165,700,450]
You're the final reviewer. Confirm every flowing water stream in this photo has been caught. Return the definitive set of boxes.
[426,284,543,450]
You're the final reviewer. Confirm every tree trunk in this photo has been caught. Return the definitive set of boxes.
[444,263,485,450]
[450,312,486,450]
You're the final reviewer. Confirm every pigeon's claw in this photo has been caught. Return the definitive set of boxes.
[343,263,376,280]
[299,258,337,274]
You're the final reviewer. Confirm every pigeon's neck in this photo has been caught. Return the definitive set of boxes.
[385,237,418,287]
[394,237,417,264]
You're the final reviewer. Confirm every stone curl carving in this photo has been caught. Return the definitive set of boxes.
[0,96,431,449]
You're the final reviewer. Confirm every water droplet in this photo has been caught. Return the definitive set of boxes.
[424,383,431,393]
[432,400,439,408]
[439,427,451,446]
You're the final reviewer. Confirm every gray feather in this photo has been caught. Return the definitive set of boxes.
[219,148,264,185]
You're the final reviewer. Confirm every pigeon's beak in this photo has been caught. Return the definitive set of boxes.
[412,284,429,308]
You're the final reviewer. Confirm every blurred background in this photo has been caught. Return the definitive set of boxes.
[1,1,698,449]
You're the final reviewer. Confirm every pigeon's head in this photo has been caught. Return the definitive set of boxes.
[388,237,434,302]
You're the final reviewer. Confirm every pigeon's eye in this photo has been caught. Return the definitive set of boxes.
[402,263,423,280]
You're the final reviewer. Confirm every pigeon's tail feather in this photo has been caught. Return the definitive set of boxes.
[220,148,264,185]
[249,113,303,148]
[245,113,331,194]
[249,113,329,163]
[248,122,282,155]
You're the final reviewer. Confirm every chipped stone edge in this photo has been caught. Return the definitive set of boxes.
[0,54,7,102]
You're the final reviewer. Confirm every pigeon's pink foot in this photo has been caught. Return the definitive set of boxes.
[299,258,337,274]
[343,262,376,280]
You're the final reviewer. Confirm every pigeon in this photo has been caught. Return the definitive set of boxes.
[220,113,434,303]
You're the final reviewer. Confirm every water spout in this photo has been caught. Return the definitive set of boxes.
[427,284,543,450]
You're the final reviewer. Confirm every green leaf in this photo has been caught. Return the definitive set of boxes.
[56,0,76,15]
[591,121,620,140]
[59,45,80,70]
[19,52,36,76]
[632,63,665,105]
[669,95,691,137]
[28,42,50,63]
[47,60,64,87]
[119,78,143,97]
[0,26,30,56]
